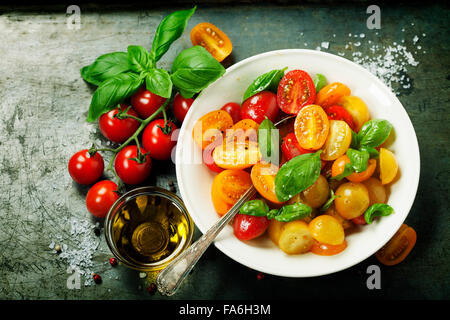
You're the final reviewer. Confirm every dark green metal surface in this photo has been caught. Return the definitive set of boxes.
[0,2,448,300]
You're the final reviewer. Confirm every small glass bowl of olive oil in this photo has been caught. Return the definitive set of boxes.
[105,186,194,271]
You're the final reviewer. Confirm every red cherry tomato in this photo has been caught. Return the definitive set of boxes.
[351,214,367,225]
[142,119,178,161]
[277,69,316,115]
[131,87,167,119]
[68,149,104,185]
[173,92,194,123]
[240,91,279,124]
[203,140,224,173]
[233,214,270,241]
[86,180,120,218]
[221,102,241,123]
[114,145,152,185]
[324,105,355,131]
[281,133,326,168]
[99,104,140,143]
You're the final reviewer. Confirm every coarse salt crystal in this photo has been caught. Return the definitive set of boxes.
[321,41,329,49]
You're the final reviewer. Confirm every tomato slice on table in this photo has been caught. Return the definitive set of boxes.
[193,110,233,149]
[315,82,351,108]
[191,22,232,62]
[310,240,347,256]
[294,104,330,150]
[324,105,355,131]
[376,224,417,266]
[251,162,283,204]
[277,70,316,115]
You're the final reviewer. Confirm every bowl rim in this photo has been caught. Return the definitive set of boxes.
[175,49,421,277]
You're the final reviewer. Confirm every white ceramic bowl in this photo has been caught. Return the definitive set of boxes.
[175,49,420,277]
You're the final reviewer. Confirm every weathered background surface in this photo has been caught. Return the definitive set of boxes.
[0,1,448,299]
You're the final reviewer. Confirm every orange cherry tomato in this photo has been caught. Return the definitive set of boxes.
[211,169,252,216]
[310,240,347,256]
[315,82,351,108]
[251,162,283,204]
[213,140,260,170]
[226,119,259,144]
[191,22,232,62]
[193,110,233,149]
[331,155,376,182]
[294,104,330,150]
[320,120,352,161]
[379,147,399,185]
[376,224,417,266]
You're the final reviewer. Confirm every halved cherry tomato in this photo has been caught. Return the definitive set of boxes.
[338,96,370,132]
[320,120,352,161]
[221,102,241,123]
[324,105,355,131]
[277,70,316,115]
[315,82,351,108]
[233,213,270,241]
[191,22,232,62]
[203,140,224,173]
[294,105,330,150]
[213,141,260,170]
[331,155,376,182]
[310,239,347,256]
[251,162,283,204]
[193,110,233,149]
[226,119,259,144]
[211,170,252,215]
[379,148,398,185]
[376,224,417,266]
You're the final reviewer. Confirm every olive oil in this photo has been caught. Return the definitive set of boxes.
[111,193,190,267]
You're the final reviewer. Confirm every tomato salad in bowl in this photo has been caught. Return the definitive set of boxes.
[191,68,400,257]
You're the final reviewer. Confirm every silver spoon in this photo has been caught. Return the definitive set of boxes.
[156,115,295,296]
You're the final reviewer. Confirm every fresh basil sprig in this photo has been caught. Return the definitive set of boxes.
[320,189,338,212]
[81,52,130,86]
[275,151,322,202]
[364,203,394,224]
[258,117,279,163]
[239,199,312,223]
[145,68,172,99]
[242,67,287,102]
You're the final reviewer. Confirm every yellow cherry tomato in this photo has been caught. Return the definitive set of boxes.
[338,96,370,132]
[278,220,314,254]
[321,120,352,161]
[334,182,370,220]
[308,215,345,245]
[379,148,398,184]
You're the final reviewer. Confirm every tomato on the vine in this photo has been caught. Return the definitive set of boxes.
[221,102,241,123]
[114,145,152,185]
[240,91,279,124]
[173,92,194,123]
[68,149,104,185]
[131,87,167,119]
[142,119,178,161]
[324,105,355,131]
[233,213,270,241]
[99,104,140,143]
[277,69,316,115]
[86,180,120,218]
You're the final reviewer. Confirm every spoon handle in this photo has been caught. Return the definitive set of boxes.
[156,186,257,296]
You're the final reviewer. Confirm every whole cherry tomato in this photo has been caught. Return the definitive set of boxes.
[221,102,241,123]
[114,145,152,185]
[281,132,313,160]
[351,215,367,225]
[142,119,178,161]
[68,149,104,185]
[277,69,316,115]
[99,104,140,143]
[240,91,279,124]
[86,180,120,218]
[131,87,167,119]
[324,105,355,131]
[173,92,194,123]
[233,213,270,241]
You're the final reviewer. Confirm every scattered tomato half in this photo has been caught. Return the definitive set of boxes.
[277,69,316,115]
[99,104,140,143]
[241,91,279,124]
[376,224,417,266]
[191,22,232,62]
[315,82,351,109]
[324,105,355,131]
[193,110,233,149]
[68,149,104,185]
[86,180,120,218]
[173,92,194,123]
[294,104,330,150]
[233,213,270,241]
[114,145,152,185]
[221,102,241,124]
[310,240,347,256]
[142,119,178,161]
[131,87,167,119]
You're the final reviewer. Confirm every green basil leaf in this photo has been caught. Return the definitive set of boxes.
[360,146,379,159]
[313,73,327,92]
[127,45,152,73]
[273,202,312,222]
[86,72,143,122]
[267,209,280,220]
[150,7,196,62]
[258,118,279,163]
[145,68,172,98]
[80,52,130,86]
[240,200,269,217]
[357,119,393,148]
[275,151,322,202]
[350,130,360,149]
[242,67,287,102]
[171,46,226,98]
[347,148,370,173]
[320,189,338,212]
[364,203,394,224]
